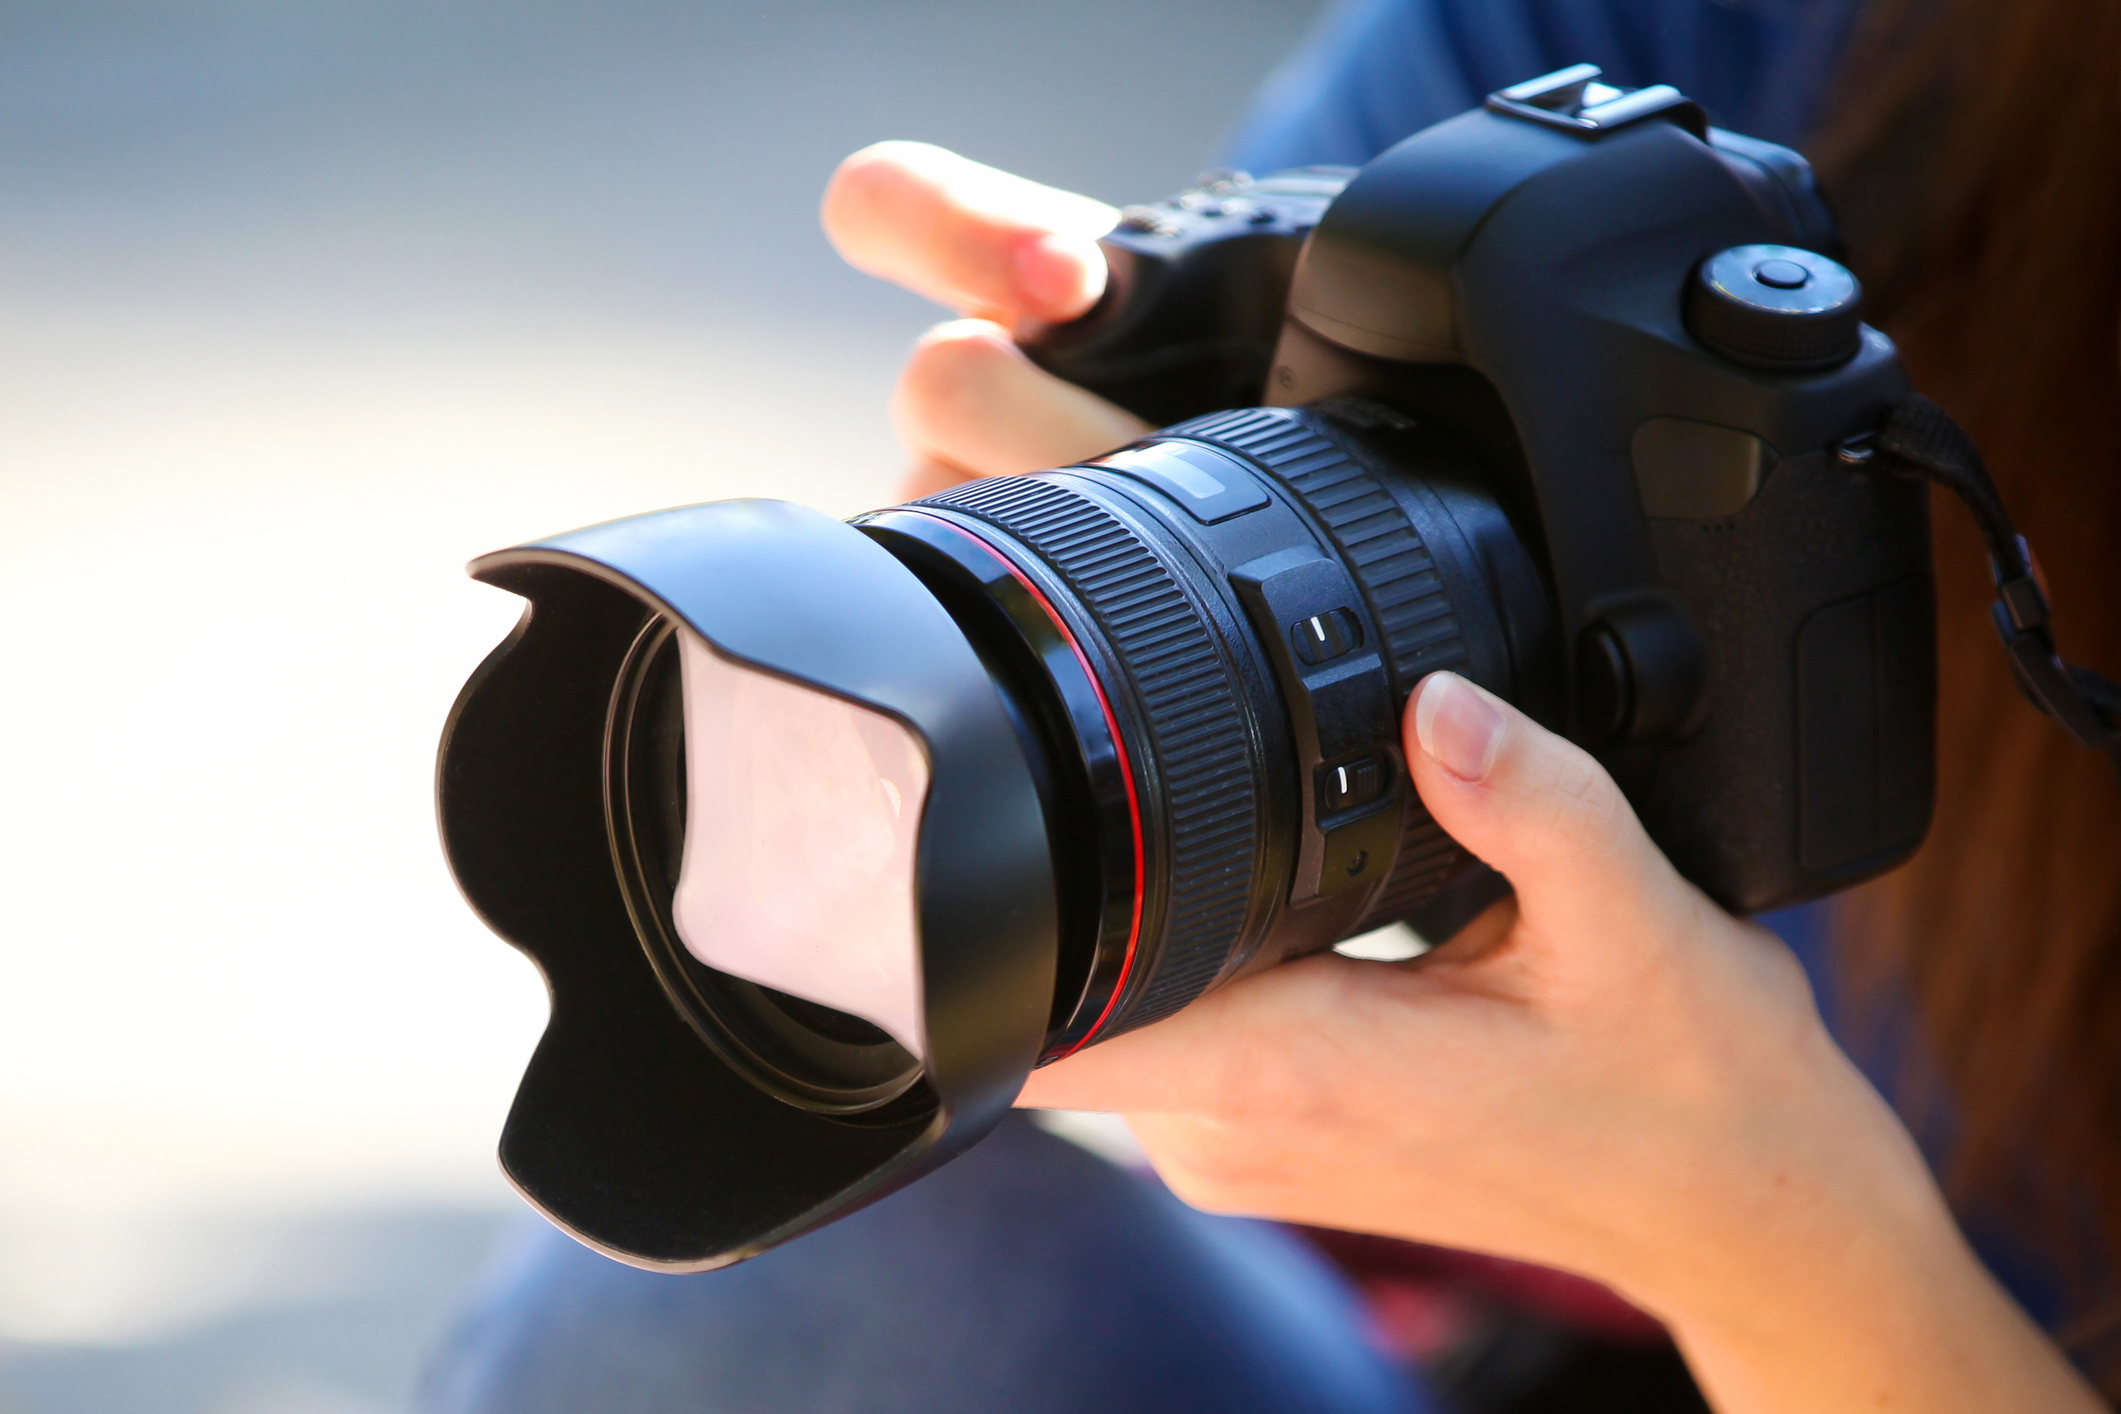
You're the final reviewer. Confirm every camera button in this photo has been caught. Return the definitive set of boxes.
[1752,259,1810,290]
[1687,244,1862,370]
[1291,607,1362,665]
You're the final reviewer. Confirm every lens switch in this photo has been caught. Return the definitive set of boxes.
[1321,756,1386,813]
[1291,607,1363,665]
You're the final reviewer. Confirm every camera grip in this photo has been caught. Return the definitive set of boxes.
[1017,169,1352,427]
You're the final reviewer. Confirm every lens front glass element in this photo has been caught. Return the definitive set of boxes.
[608,619,931,1114]
[672,627,930,1056]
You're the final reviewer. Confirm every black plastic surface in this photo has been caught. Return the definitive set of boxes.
[910,474,1266,1034]
[1020,167,1353,426]
[1025,85,1931,910]
[438,501,1059,1268]
[1251,101,1926,909]
[437,68,1951,1275]
[1687,245,1863,371]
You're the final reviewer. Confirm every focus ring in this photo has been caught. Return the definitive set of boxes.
[917,474,1261,1035]
[1167,407,1469,926]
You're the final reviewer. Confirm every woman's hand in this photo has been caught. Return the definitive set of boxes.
[1019,670,1909,1303]
[1020,673,2100,1413]
[822,141,2103,1414]
[822,141,1149,497]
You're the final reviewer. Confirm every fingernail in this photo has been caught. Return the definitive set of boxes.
[1414,672,1504,783]
[1013,233,1101,319]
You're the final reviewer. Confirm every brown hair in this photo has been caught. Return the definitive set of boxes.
[1810,0,2121,1391]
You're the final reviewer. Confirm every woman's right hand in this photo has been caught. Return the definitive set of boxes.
[821,141,1151,498]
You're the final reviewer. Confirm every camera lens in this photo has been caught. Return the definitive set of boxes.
[606,616,930,1116]
[859,401,1554,1056]
[439,101,1923,1274]
[438,405,1553,1268]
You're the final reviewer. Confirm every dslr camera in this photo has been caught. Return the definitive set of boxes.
[438,67,1932,1268]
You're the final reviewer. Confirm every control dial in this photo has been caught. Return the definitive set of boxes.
[1687,244,1862,371]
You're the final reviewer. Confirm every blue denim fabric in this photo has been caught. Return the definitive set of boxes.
[423,1114,1431,1414]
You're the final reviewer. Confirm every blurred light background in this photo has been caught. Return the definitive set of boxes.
[0,2,1324,1409]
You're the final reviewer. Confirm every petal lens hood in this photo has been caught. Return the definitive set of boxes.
[436,499,1059,1270]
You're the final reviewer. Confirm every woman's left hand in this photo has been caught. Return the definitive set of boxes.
[1018,672,2101,1414]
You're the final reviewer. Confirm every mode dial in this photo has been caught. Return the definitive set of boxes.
[1686,244,1862,371]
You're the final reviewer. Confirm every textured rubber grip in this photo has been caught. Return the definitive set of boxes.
[917,474,1262,1035]
[1165,407,1471,928]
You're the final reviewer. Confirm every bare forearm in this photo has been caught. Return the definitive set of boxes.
[1657,1204,2102,1414]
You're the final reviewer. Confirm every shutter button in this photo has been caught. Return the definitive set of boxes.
[1750,258,1811,289]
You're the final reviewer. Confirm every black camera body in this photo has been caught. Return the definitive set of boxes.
[1026,67,1933,915]
[437,68,1937,1270]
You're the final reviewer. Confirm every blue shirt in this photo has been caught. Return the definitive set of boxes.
[1224,0,1866,171]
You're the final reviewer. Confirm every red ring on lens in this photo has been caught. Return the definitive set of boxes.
[895,510,1145,1056]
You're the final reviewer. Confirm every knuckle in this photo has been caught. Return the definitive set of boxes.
[895,324,1010,417]
[907,318,993,365]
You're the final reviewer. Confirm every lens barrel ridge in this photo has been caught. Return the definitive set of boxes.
[906,404,1546,1056]
[1173,410,1476,684]
[913,476,1267,1040]
[1160,408,1497,928]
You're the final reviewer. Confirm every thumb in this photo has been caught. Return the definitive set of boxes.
[1403,671,1680,937]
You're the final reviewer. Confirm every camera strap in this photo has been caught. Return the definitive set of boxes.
[1844,394,2121,777]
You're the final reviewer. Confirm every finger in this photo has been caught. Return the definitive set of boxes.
[893,319,1149,479]
[823,141,1117,324]
[1012,993,1245,1115]
[1013,1026,1190,1114]
[1402,672,1689,940]
[1015,950,1368,1116]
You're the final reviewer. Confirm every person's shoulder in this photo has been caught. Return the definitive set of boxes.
[1224,0,1868,172]
[1223,0,1495,173]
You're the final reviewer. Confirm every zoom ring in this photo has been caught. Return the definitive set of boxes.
[1170,408,1474,690]
[918,474,1262,1035]
[1167,407,1469,927]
